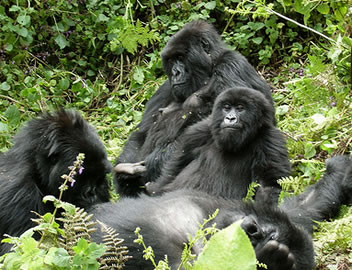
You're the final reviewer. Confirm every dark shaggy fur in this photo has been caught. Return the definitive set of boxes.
[0,110,111,255]
[147,87,290,202]
[92,155,352,270]
[114,20,274,197]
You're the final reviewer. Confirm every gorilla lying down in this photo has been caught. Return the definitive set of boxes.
[93,155,352,270]
[0,109,111,255]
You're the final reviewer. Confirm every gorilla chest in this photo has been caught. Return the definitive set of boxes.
[178,147,255,195]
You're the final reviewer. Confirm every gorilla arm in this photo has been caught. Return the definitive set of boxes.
[146,119,211,195]
[253,127,291,204]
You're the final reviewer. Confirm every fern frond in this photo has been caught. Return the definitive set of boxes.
[97,220,131,270]
[57,207,97,255]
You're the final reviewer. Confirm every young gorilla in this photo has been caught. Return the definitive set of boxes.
[0,110,111,255]
[114,20,274,197]
[92,155,352,270]
[146,87,290,202]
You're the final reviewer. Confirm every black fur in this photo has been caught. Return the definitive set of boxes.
[92,155,352,270]
[0,110,111,255]
[147,87,289,202]
[114,20,274,197]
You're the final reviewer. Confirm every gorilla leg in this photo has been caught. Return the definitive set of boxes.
[281,155,352,233]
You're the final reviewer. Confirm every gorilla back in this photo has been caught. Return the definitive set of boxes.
[92,190,314,270]
[0,110,111,255]
[94,155,352,270]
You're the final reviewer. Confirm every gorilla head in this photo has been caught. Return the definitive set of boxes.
[0,109,111,255]
[211,87,275,152]
[15,110,112,208]
[162,20,225,102]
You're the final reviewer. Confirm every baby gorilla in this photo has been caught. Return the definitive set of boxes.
[0,109,111,255]
[147,87,290,202]
[92,155,352,270]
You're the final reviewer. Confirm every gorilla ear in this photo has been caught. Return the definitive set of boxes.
[56,109,85,130]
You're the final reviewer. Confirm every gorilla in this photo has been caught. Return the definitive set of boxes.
[146,87,290,203]
[0,109,111,255]
[92,155,352,270]
[115,20,274,197]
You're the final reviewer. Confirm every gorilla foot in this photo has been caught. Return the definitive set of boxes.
[257,240,296,270]
[114,161,146,175]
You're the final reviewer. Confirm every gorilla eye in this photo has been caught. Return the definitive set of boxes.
[83,186,97,200]
[201,38,210,53]
[223,104,232,111]
[236,104,245,111]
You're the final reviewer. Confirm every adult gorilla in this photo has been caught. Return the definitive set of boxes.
[0,110,111,255]
[146,87,290,203]
[115,20,274,196]
[93,156,352,270]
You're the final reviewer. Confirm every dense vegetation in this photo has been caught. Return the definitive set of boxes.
[0,0,351,269]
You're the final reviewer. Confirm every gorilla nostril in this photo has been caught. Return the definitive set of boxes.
[241,216,262,239]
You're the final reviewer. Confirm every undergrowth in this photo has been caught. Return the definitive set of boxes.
[1,0,351,269]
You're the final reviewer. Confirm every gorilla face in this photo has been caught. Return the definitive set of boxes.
[21,110,111,208]
[211,87,274,152]
[162,20,224,102]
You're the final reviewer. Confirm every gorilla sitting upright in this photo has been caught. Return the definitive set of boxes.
[114,20,275,197]
[92,155,352,270]
[146,87,290,203]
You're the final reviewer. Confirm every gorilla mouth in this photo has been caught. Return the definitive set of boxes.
[172,82,187,88]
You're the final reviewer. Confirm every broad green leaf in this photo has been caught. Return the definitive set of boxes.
[304,142,316,159]
[317,3,330,14]
[205,1,216,10]
[0,81,10,91]
[276,104,289,115]
[97,13,109,22]
[252,37,263,44]
[58,78,70,90]
[193,221,256,270]
[17,27,28,37]
[55,34,69,49]
[0,122,9,133]
[44,247,70,267]
[5,105,21,126]
[17,15,31,26]
[133,66,145,84]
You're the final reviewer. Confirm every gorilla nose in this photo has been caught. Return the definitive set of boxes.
[241,216,263,240]
[224,114,237,125]
[172,66,184,83]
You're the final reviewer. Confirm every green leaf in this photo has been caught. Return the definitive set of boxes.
[317,3,330,14]
[58,78,70,90]
[304,142,316,159]
[133,66,145,84]
[193,221,256,270]
[308,55,327,76]
[205,1,216,10]
[5,105,21,126]
[0,122,9,133]
[17,15,31,26]
[276,104,289,116]
[45,248,70,267]
[0,82,11,91]
[5,44,13,52]
[97,13,109,22]
[252,37,263,44]
[17,27,28,37]
[55,34,69,49]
